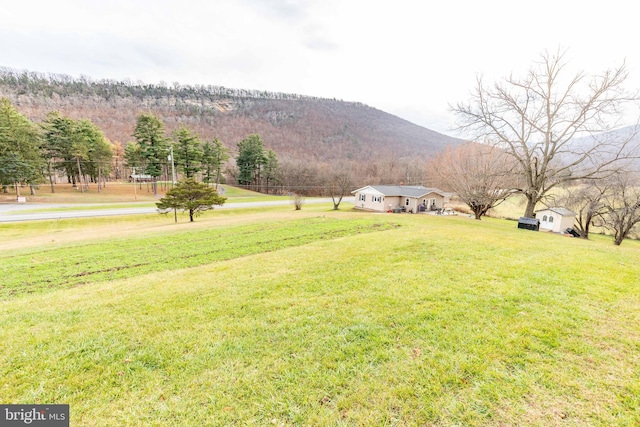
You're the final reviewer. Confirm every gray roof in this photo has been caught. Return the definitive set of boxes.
[353,185,448,198]
[536,207,576,217]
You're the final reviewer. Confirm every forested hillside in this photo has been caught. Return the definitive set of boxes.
[0,67,465,189]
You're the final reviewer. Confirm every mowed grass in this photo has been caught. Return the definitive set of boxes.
[0,214,397,299]
[1,209,639,426]
[0,181,286,205]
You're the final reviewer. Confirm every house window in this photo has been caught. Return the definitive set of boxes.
[372,196,382,203]
[359,194,366,202]
[543,215,548,221]
[549,216,554,223]
[431,198,436,206]
[405,198,410,206]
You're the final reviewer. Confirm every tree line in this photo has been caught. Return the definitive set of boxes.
[0,99,270,196]
[0,67,360,105]
[0,98,114,196]
[124,113,231,195]
[1,65,450,185]
[0,99,353,206]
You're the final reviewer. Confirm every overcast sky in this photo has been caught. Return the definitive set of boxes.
[2,0,639,136]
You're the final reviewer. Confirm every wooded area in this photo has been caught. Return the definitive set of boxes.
[0,67,462,194]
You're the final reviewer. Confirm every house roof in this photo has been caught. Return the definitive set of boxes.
[535,207,576,217]
[352,185,449,198]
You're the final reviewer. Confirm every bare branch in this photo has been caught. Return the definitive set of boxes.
[451,49,639,217]
[431,142,517,219]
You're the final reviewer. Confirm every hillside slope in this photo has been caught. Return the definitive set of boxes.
[0,68,462,163]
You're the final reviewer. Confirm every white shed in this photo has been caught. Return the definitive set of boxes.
[536,207,576,233]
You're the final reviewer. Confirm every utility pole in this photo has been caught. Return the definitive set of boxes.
[132,167,137,200]
[169,146,177,187]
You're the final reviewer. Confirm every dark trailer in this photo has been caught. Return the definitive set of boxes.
[517,217,540,231]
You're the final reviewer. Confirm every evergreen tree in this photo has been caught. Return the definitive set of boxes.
[263,149,280,194]
[156,178,226,222]
[41,113,111,192]
[70,128,89,192]
[236,134,266,187]
[41,112,77,186]
[133,113,168,195]
[202,138,229,188]
[172,125,203,179]
[0,98,43,196]
[124,142,145,174]
[77,119,112,191]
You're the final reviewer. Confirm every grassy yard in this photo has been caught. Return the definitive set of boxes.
[1,207,639,426]
[0,182,287,205]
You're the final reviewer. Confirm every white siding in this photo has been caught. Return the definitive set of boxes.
[352,186,451,213]
[538,209,575,233]
[354,190,386,212]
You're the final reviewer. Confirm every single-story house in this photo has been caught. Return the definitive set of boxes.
[352,185,450,213]
[536,207,576,233]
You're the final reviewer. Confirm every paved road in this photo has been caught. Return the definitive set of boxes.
[0,197,355,222]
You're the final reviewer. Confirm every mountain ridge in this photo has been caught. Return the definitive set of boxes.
[0,67,464,185]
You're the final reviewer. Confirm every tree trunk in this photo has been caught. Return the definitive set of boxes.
[189,209,194,222]
[332,195,343,210]
[523,195,536,218]
[581,220,590,239]
[614,234,623,245]
[215,169,221,190]
[76,158,85,193]
[48,161,55,193]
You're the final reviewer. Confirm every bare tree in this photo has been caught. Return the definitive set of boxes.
[452,49,639,218]
[430,142,515,220]
[556,180,609,239]
[327,166,353,210]
[599,172,640,245]
[279,159,319,195]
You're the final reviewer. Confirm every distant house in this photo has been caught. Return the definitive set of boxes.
[352,185,450,213]
[128,174,154,182]
[536,207,576,233]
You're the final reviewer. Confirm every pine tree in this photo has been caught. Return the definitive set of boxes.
[156,178,226,222]
[133,113,168,195]
[236,134,266,188]
[172,125,203,179]
[202,138,229,188]
[0,98,43,197]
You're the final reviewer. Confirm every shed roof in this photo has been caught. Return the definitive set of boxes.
[536,207,576,217]
[352,185,448,198]
[518,217,540,225]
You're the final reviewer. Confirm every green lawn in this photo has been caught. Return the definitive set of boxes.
[5,184,290,214]
[1,209,638,426]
